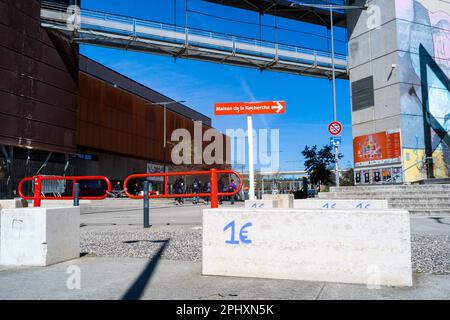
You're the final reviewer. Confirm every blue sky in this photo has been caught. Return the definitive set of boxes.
[80,0,354,171]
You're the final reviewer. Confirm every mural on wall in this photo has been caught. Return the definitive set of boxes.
[396,0,450,178]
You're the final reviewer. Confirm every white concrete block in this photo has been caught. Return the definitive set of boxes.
[262,194,293,208]
[0,199,28,243]
[294,199,389,210]
[202,208,412,286]
[245,200,278,209]
[0,207,80,266]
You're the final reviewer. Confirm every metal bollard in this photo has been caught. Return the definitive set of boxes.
[143,181,150,228]
[74,182,80,207]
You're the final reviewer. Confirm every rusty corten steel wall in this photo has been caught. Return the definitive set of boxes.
[78,72,229,165]
[79,55,211,126]
[0,0,78,154]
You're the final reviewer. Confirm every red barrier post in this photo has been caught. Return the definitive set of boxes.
[164,175,168,195]
[210,168,218,208]
[33,176,42,207]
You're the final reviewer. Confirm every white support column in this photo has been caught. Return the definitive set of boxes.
[247,115,255,200]
[330,7,340,189]
[335,144,340,188]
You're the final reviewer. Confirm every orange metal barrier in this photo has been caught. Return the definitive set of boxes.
[124,169,243,208]
[18,175,111,207]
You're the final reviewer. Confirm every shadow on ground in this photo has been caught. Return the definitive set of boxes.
[121,239,170,300]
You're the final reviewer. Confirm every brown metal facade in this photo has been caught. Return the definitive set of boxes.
[0,0,78,154]
[0,0,229,199]
[78,71,228,165]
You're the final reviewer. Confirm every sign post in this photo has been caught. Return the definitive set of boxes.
[328,121,342,188]
[247,115,255,201]
[215,101,286,201]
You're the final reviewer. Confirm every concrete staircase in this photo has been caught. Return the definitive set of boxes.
[319,185,450,216]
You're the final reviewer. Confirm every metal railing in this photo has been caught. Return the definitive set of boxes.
[18,170,243,209]
[18,175,111,207]
[124,169,243,208]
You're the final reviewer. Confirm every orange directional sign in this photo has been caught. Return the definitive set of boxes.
[214,101,286,115]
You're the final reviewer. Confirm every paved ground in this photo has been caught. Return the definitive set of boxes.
[0,199,449,300]
[1,257,449,300]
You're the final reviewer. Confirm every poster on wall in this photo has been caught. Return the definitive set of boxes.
[355,171,362,184]
[372,169,382,184]
[382,168,392,183]
[392,167,404,184]
[353,129,402,167]
[362,170,371,184]
[355,167,403,185]
[146,163,165,182]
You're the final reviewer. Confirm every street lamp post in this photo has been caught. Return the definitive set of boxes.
[329,6,340,188]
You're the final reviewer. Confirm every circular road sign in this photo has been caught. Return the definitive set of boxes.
[328,121,342,136]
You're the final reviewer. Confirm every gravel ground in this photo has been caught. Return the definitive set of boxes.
[81,229,450,274]
[81,227,202,261]
[411,234,450,274]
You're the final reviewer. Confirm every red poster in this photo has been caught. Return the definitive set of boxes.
[353,130,402,167]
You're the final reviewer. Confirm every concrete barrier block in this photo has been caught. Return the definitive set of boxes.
[294,199,389,210]
[262,194,293,208]
[202,208,412,286]
[0,207,80,266]
[0,199,28,242]
[245,200,278,209]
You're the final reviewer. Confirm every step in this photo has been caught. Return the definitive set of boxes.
[388,196,450,201]
[407,209,450,216]
[389,199,450,205]
[324,190,450,195]
[330,185,450,193]
[389,203,450,210]
[319,192,450,199]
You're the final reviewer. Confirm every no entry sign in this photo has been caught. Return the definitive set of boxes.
[214,101,286,116]
[328,121,342,136]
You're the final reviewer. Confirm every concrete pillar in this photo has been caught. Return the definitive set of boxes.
[347,0,450,183]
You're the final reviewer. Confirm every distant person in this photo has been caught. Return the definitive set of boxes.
[112,181,122,197]
[227,179,237,205]
[134,182,142,196]
[218,178,224,205]
[204,181,211,205]
[192,178,201,204]
[173,176,185,205]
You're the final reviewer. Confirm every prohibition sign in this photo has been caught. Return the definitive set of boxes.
[328,121,342,136]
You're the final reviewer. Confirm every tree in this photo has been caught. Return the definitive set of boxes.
[301,145,341,186]
[340,168,355,186]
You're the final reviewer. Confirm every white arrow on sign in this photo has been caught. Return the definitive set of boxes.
[271,101,284,113]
